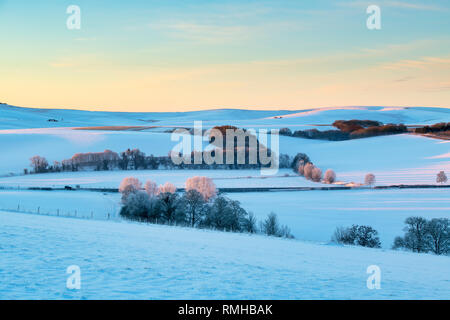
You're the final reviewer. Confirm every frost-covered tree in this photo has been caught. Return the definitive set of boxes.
[323,169,336,184]
[393,217,430,253]
[119,177,142,203]
[354,225,381,248]
[365,173,376,187]
[158,182,177,195]
[261,212,280,236]
[436,171,448,184]
[120,191,154,221]
[182,189,207,227]
[202,196,248,232]
[311,167,323,182]
[279,154,292,169]
[243,212,258,234]
[185,176,217,201]
[157,192,184,224]
[292,153,311,173]
[145,180,158,198]
[30,156,48,173]
[426,218,449,255]
[303,163,314,180]
[260,212,294,238]
[332,225,380,248]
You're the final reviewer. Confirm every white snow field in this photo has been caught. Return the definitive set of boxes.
[0,188,448,249]
[0,131,448,186]
[0,210,449,300]
[1,104,449,130]
[0,169,327,189]
[0,104,449,186]
[228,188,450,248]
[0,104,449,300]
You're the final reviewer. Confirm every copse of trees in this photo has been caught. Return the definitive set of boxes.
[293,129,351,141]
[393,217,450,255]
[280,120,407,141]
[332,225,381,248]
[119,176,294,238]
[28,147,298,174]
[332,120,382,132]
[30,156,49,173]
[415,122,450,134]
[350,123,407,139]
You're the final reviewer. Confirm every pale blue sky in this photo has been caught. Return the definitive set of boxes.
[1,0,449,111]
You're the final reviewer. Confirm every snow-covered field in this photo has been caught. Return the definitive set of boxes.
[0,105,448,186]
[0,188,448,249]
[0,105,449,300]
[1,104,449,130]
[1,210,449,300]
[0,132,448,186]
[0,169,328,189]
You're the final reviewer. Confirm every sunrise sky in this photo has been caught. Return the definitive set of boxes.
[1,0,450,111]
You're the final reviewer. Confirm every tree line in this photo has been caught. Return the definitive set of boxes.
[119,176,294,239]
[332,217,450,256]
[279,119,408,141]
[27,149,296,174]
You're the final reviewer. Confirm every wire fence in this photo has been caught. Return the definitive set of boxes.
[0,204,118,221]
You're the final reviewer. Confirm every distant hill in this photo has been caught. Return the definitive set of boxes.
[0,104,449,130]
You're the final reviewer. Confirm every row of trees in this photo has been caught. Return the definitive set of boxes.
[119,176,294,238]
[278,120,408,141]
[27,149,296,174]
[332,217,450,256]
[414,122,450,134]
[393,217,450,255]
[291,153,336,184]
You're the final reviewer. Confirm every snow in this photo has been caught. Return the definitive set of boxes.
[0,169,327,189]
[1,104,449,300]
[0,131,448,186]
[0,105,448,186]
[0,188,448,250]
[228,188,450,249]
[1,210,449,300]
[2,104,449,130]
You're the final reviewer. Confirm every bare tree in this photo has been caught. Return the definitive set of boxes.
[365,173,376,187]
[185,176,217,201]
[324,169,336,184]
[436,171,448,184]
[30,156,48,173]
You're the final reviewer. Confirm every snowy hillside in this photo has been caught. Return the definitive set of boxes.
[0,130,447,186]
[1,104,449,130]
[1,210,449,300]
[0,188,447,249]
